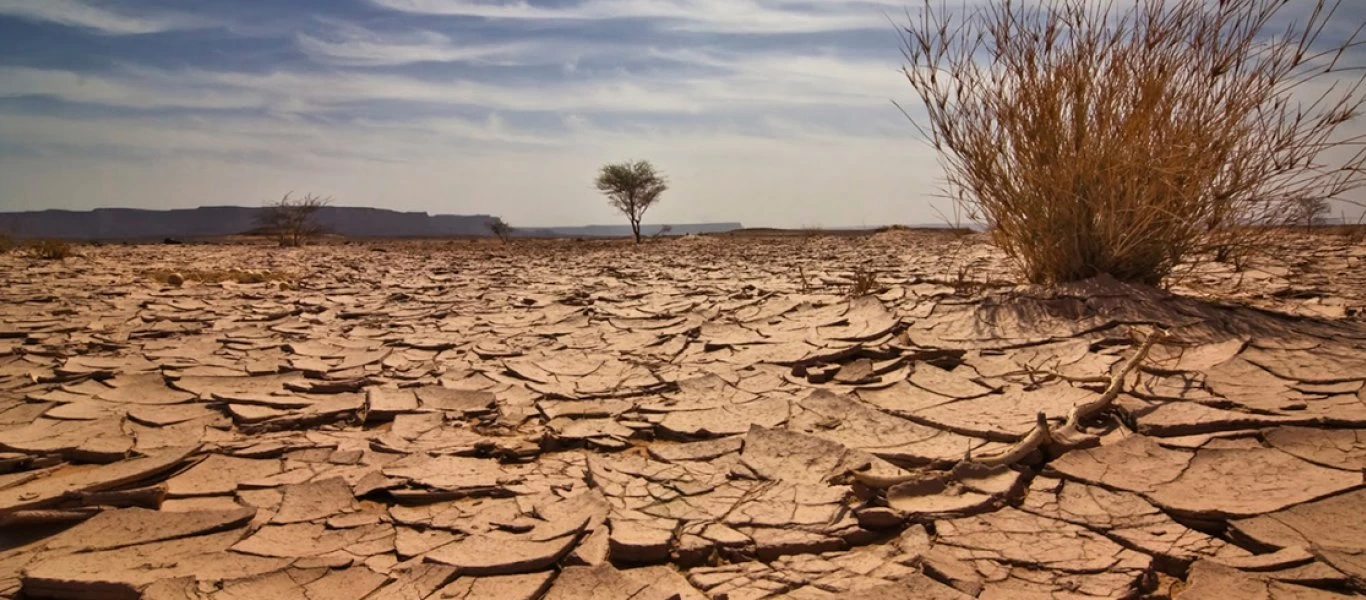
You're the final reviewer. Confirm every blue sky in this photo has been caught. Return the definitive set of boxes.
[0,0,1361,227]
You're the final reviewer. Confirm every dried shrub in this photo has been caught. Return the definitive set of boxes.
[487,217,513,243]
[849,267,879,297]
[1329,210,1366,244]
[1294,198,1332,232]
[24,239,74,260]
[258,193,330,247]
[901,0,1366,285]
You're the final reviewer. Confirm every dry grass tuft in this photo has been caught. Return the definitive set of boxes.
[848,267,880,297]
[901,0,1366,285]
[144,268,292,285]
[23,239,75,260]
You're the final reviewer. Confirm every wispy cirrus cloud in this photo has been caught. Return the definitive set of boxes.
[0,0,210,35]
[295,21,543,67]
[0,42,907,116]
[368,0,898,33]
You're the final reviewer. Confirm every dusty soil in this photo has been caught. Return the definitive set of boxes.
[1,230,1364,600]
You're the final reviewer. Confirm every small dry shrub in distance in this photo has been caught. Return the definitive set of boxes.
[0,234,13,253]
[800,225,826,241]
[487,217,513,243]
[901,0,1366,285]
[258,193,330,247]
[1337,211,1366,244]
[1294,198,1332,232]
[24,239,74,260]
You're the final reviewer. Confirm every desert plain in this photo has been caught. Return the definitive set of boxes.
[1,228,1365,599]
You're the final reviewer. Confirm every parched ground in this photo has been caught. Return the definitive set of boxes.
[1,230,1365,600]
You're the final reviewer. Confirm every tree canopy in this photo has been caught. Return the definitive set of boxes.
[595,160,667,244]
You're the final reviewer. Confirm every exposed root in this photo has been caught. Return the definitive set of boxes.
[974,411,1053,467]
[1051,329,1165,448]
[0,507,102,527]
[852,329,1164,488]
[69,484,167,509]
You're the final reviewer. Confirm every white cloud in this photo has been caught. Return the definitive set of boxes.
[368,0,898,33]
[0,110,559,165]
[0,67,267,110]
[296,22,546,67]
[0,43,909,115]
[0,0,209,35]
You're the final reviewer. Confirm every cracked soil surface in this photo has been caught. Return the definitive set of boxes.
[2,229,1365,599]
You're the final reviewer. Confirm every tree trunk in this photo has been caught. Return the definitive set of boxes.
[631,219,641,244]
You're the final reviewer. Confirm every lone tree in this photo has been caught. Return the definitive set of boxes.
[487,217,513,243]
[258,193,329,247]
[595,160,668,244]
[1295,198,1331,232]
[901,0,1366,285]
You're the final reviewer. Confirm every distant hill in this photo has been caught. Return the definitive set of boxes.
[0,206,496,240]
[0,206,743,240]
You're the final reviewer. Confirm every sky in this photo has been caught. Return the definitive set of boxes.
[0,0,1362,228]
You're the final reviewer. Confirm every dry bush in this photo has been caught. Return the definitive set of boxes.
[800,225,827,241]
[849,267,879,297]
[1332,210,1366,244]
[487,217,513,243]
[901,0,1366,285]
[0,234,13,253]
[258,193,330,247]
[1294,198,1332,232]
[1345,226,1366,245]
[24,239,74,260]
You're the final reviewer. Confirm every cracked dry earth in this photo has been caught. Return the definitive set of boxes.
[1,230,1365,600]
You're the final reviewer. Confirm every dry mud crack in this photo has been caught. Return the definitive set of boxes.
[1,231,1365,599]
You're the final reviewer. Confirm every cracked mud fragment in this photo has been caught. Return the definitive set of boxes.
[3,234,1366,599]
[1263,426,1366,471]
[1047,435,1362,519]
[1178,560,1359,600]
[22,530,291,600]
[1231,489,1366,560]
[932,508,1154,598]
[788,390,995,466]
[1021,476,1246,570]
